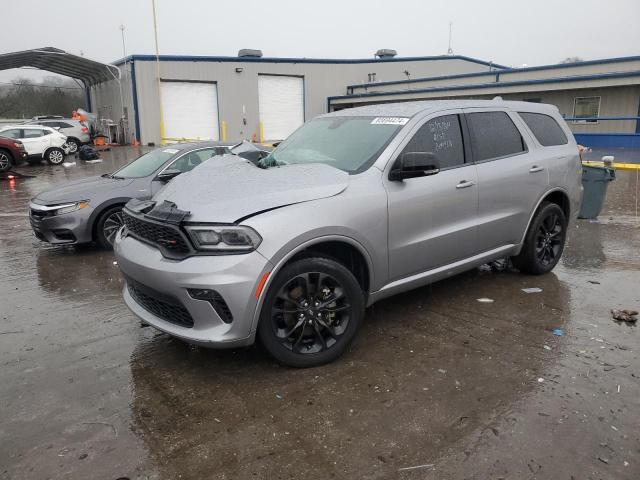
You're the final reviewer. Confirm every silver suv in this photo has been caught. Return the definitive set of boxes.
[114,100,582,367]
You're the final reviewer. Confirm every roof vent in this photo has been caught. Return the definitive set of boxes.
[238,49,263,58]
[375,49,397,59]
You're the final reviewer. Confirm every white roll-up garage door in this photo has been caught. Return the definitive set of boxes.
[160,81,219,142]
[258,75,304,141]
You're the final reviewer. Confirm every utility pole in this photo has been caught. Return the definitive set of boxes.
[151,0,165,144]
[447,22,454,55]
[119,24,126,58]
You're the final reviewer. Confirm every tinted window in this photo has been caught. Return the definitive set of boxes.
[0,129,22,139]
[58,122,74,129]
[466,112,526,161]
[114,148,178,178]
[519,112,568,146]
[170,148,219,173]
[400,114,465,169]
[23,129,45,138]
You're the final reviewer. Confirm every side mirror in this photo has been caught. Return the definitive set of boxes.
[156,168,182,182]
[389,152,440,181]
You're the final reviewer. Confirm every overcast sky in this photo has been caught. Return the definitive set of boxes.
[2,0,639,82]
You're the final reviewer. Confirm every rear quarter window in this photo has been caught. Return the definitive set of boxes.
[466,111,526,161]
[518,112,568,146]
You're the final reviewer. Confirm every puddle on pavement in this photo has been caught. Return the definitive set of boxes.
[0,150,638,479]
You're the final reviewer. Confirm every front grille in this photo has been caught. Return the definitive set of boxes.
[127,278,194,328]
[30,209,54,219]
[122,210,191,256]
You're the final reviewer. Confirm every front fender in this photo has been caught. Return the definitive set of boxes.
[249,234,376,336]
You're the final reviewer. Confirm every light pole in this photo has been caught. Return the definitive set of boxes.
[151,0,165,144]
[119,24,126,58]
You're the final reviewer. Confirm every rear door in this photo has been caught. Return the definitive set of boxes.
[385,111,479,280]
[464,109,547,251]
[21,129,51,155]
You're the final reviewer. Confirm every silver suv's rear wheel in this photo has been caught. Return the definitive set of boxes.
[65,138,80,153]
[258,257,364,367]
[511,202,567,275]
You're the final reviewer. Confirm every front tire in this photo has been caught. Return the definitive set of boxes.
[46,147,65,165]
[258,257,365,368]
[0,149,13,172]
[511,202,567,275]
[95,206,124,249]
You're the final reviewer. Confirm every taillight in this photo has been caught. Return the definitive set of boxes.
[81,127,89,133]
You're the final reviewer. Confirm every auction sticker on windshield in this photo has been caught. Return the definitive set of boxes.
[163,149,180,154]
[370,117,409,125]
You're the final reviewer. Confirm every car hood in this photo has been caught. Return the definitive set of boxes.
[154,155,349,222]
[32,175,134,204]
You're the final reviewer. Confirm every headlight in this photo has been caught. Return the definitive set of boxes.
[55,201,90,215]
[31,200,90,216]
[185,225,262,252]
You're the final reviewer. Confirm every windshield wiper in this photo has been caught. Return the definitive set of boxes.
[102,173,125,179]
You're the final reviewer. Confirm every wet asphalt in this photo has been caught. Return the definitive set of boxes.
[0,147,639,480]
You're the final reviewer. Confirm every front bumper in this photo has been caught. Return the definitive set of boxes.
[28,202,94,245]
[114,230,273,347]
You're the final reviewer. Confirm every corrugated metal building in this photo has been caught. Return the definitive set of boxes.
[89,53,640,148]
[330,56,640,148]
[89,53,503,145]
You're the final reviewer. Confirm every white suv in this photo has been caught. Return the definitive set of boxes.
[0,125,69,165]
[25,119,90,153]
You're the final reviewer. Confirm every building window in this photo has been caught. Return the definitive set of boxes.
[573,96,600,123]
[523,98,542,103]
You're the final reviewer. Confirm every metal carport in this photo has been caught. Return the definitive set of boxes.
[0,47,122,112]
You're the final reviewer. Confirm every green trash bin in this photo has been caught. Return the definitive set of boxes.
[578,164,615,219]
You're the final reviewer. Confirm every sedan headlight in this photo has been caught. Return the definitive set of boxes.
[31,200,90,216]
[185,225,262,252]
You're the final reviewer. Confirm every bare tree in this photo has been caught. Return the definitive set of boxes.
[0,77,85,118]
[560,56,584,64]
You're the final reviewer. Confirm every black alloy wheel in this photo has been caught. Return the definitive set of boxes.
[512,202,567,275]
[535,211,563,268]
[258,257,364,367]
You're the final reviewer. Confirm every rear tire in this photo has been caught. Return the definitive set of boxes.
[511,202,567,275]
[46,147,65,165]
[66,138,80,154]
[95,206,124,249]
[258,257,365,368]
[0,149,13,172]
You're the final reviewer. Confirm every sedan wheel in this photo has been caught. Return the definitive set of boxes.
[65,140,79,153]
[102,210,124,246]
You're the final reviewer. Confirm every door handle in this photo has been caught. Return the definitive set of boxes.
[529,165,544,173]
[456,180,476,189]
